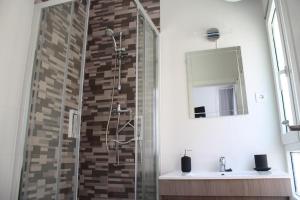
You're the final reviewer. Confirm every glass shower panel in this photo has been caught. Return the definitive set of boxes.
[58,1,86,199]
[19,1,86,199]
[20,4,72,199]
[136,13,158,200]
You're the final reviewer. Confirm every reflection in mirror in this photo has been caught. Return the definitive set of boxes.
[186,46,248,119]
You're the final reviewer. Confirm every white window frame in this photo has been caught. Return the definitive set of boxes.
[266,0,300,144]
[285,144,300,199]
[266,0,300,199]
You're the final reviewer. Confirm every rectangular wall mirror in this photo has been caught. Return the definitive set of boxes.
[186,46,248,119]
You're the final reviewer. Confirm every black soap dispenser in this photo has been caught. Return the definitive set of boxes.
[181,149,192,173]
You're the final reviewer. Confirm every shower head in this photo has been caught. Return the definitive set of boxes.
[105,28,115,37]
[105,28,118,51]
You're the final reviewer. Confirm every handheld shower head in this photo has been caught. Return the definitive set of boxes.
[105,28,118,51]
[105,28,115,37]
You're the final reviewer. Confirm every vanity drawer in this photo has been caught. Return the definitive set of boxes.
[160,179,292,199]
[161,197,289,200]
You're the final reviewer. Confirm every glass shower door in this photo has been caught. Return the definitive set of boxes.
[136,12,158,200]
[19,1,87,199]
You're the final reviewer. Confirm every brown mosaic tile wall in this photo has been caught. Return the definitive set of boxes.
[20,1,87,199]
[59,1,86,199]
[78,0,159,200]
[78,0,137,199]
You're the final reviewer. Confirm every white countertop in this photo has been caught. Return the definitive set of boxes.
[159,170,290,180]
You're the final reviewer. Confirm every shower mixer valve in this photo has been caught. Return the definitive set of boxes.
[116,103,131,114]
[116,47,126,52]
[112,103,131,114]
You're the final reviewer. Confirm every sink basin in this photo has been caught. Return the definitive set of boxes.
[159,170,290,180]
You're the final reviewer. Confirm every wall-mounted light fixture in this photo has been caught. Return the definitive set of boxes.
[206,28,220,41]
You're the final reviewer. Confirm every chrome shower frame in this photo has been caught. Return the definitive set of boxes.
[12,0,160,199]
[134,0,160,199]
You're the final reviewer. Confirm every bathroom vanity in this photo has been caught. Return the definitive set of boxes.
[159,171,292,200]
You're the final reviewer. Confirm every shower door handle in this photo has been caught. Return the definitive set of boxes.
[68,109,79,138]
[137,116,143,142]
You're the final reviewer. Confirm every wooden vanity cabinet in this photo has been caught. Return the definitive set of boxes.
[159,179,292,200]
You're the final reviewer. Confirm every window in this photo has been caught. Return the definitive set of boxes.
[267,3,296,134]
[291,152,300,196]
[266,0,300,198]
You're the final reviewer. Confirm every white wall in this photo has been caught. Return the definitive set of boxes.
[262,0,269,14]
[160,0,286,174]
[0,0,34,199]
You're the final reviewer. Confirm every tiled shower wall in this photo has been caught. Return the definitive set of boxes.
[60,2,86,198]
[79,0,159,199]
[78,0,137,199]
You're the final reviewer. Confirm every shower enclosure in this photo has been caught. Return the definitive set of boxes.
[16,0,159,199]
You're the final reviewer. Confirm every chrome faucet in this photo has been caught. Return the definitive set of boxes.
[219,156,226,172]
